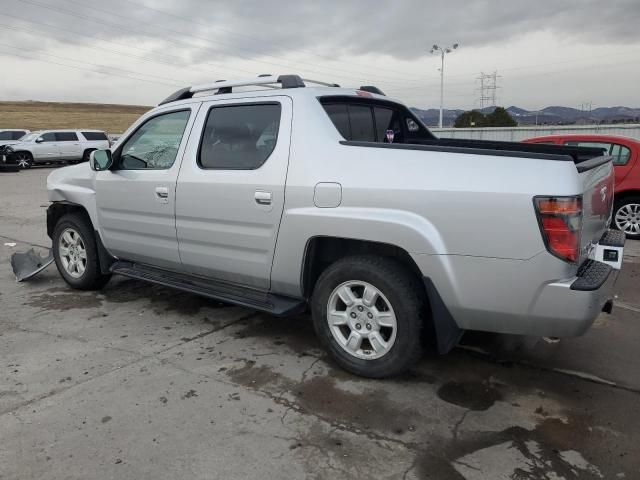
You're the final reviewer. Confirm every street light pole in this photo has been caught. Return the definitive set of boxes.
[431,43,459,129]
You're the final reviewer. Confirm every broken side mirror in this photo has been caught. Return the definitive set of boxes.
[90,149,113,171]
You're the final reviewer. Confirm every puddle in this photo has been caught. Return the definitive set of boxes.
[437,381,503,411]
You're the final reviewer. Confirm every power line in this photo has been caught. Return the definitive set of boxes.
[0,46,182,88]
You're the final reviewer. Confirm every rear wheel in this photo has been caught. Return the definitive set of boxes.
[15,152,32,169]
[613,196,640,240]
[82,149,95,163]
[311,255,425,378]
[52,213,111,290]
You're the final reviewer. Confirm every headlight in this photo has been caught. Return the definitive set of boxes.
[4,146,14,153]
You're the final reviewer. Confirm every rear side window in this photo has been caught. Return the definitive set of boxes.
[82,131,108,141]
[611,144,631,166]
[565,141,631,166]
[55,132,78,141]
[199,103,281,170]
[12,131,27,140]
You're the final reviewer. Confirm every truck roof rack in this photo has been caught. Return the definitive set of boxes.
[158,74,344,105]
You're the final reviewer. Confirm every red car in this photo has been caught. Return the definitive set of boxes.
[524,134,640,239]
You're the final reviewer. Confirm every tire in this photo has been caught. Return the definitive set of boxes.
[52,213,111,290]
[612,196,640,240]
[14,152,33,169]
[82,149,95,163]
[311,255,425,378]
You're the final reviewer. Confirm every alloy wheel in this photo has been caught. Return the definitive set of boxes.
[58,228,87,278]
[326,280,397,360]
[615,203,640,236]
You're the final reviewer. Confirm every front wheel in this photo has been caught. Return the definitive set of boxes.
[14,152,32,169]
[311,255,426,378]
[613,197,640,240]
[52,213,111,290]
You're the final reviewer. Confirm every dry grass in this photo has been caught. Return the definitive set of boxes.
[0,101,151,134]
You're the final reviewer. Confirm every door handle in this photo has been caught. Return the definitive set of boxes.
[254,191,272,205]
[155,186,169,203]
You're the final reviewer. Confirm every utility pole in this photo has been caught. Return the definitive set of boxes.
[431,43,459,128]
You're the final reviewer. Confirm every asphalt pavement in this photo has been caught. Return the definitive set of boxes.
[1,167,639,479]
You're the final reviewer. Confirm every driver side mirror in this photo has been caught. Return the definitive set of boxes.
[90,149,113,171]
[35,137,44,143]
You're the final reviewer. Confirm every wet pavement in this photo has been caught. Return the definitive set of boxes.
[1,168,639,479]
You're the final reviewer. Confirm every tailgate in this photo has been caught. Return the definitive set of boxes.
[579,157,615,262]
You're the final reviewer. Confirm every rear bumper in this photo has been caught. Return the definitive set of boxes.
[411,229,624,339]
[526,261,618,337]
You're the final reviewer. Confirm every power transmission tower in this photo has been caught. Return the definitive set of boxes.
[476,71,500,109]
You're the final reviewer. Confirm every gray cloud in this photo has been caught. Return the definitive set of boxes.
[1,0,639,109]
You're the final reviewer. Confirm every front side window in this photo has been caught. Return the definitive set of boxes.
[12,131,27,140]
[118,110,190,170]
[0,131,12,140]
[199,103,281,170]
[40,132,56,142]
[20,133,38,142]
[55,132,79,141]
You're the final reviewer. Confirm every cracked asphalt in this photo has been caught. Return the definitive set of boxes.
[1,167,639,479]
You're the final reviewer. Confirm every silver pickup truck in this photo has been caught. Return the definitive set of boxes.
[45,75,624,378]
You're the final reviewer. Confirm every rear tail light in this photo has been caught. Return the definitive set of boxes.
[534,196,582,263]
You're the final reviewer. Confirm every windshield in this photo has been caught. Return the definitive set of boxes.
[19,133,40,142]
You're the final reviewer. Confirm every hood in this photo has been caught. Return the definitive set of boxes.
[0,140,21,148]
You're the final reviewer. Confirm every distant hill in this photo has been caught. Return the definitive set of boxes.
[0,101,151,133]
[412,105,640,127]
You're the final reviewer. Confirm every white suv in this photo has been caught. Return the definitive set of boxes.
[7,129,110,169]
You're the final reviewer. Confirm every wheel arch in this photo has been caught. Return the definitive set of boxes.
[300,236,462,354]
[47,201,115,274]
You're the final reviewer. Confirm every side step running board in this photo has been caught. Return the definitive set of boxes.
[110,261,305,316]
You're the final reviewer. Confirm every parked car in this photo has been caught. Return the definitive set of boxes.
[524,134,640,239]
[44,75,624,378]
[0,129,30,141]
[0,129,30,172]
[5,129,110,169]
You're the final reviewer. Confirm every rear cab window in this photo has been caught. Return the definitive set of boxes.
[320,95,435,144]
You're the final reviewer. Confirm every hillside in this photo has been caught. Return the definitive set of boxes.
[0,101,151,134]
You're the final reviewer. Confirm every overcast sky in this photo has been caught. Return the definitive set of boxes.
[0,0,639,110]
